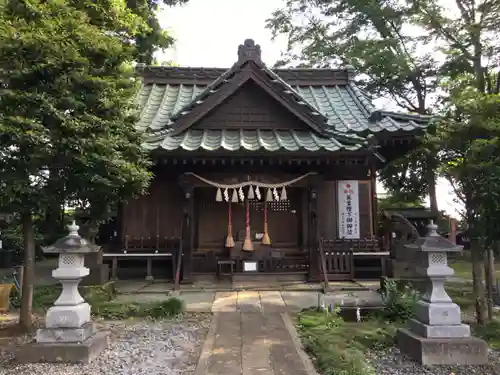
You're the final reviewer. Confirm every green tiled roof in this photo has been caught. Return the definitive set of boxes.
[136,51,431,154]
[144,129,363,152]
[136,83,429,136]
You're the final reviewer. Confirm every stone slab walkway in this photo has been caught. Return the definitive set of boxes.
[116,289,382,312]
[194,311,317,375]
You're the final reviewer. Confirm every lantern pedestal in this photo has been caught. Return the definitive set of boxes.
[396,223,487,366]
[17,222,108,364]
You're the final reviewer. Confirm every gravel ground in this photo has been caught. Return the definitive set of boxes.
[0,314,211,375]
[369,347,500,375]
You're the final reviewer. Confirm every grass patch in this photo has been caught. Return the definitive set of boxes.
[296,309,400,375]
[445,281,475,311]
[472,318,500,349]
[450,259,500,280]
[8,283,184,320]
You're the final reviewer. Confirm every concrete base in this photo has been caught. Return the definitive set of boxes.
[16,330,108,364]
[409,319,470,338]
[36,322,95,343]
[397,328,488,366]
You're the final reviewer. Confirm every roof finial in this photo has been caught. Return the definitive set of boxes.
[238,39,261,63]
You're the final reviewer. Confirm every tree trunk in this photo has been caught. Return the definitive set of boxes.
[428,170,439,217]
[426,155,439,217]
[471,243,487,325]
[485,247,495,321]
[19,213,35,330]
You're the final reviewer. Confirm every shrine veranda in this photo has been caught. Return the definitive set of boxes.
[97,39,432,283]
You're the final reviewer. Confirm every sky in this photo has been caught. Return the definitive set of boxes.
[156,0,462,218]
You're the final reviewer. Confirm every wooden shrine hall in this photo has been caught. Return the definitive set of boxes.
[100,39,432,283]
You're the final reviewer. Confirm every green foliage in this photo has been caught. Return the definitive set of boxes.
[92,298,184,320]
[266,0,438,207]
[266,0,438,114]
[296,309,399,375]
[472,318,500,349]
[128,0,189,64]
[8,283,184,320]
[378,278,419,322]
[0,0,152,224]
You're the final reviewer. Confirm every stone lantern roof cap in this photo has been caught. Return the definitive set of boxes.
[405,222,463,252]
[42,221,101,254]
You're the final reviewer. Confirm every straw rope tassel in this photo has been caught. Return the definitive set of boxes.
[242,199,254,251]
[225,201,235,248]
[262,201,271,245]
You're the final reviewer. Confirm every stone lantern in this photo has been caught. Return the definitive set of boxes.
[18,221,108,364]
[396,222,487,365]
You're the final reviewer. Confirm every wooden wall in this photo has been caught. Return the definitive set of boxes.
[121,179,184,241]
[193,81,310,131]
[119,171,376,248]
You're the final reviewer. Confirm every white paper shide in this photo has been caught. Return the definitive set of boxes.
[337,180,360,239]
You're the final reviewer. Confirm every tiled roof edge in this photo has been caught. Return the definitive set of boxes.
[368,110,434,124]
[135,65,352,86]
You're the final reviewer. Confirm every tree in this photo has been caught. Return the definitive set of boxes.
[126,0,189,64]
[266,0,441,213]
[433,72,500,324]
[410,0,500,325]
[0,0,151,329]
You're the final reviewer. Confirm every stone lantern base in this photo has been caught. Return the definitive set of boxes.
[397,329,488,366]
[17,330,108,364]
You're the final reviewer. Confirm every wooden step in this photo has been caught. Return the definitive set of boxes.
[232,272,307,283]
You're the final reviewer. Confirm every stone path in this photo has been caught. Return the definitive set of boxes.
[194,311,317,375]
[116,289,383,312]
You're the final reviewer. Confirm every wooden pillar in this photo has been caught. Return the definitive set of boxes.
[179,180,194,284]
[308,176,322,281]
[301,189,309,251]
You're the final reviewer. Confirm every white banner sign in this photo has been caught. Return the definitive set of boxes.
[337,180,360,239]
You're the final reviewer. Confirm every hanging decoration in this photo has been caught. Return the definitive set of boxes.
[272,188,280,201]
[183,172,315,199]
[280,187,287,201]
[262,201,271,245]
[216,188,223,202]
[242,198,253,251]
[255,186,261,200]
[225,201,235,248]
[266,188,273,202]
[183,172,316,251]
[247,185,255,200]
[231,189,238,203]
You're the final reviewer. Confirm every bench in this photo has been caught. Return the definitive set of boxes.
[103,252,175,281]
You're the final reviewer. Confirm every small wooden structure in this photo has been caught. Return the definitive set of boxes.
[101,39,431,283]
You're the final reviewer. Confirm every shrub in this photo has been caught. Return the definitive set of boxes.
[92,298,185,320]
[378,278,420,322]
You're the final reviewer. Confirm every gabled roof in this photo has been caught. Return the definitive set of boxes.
[135,39,432,153]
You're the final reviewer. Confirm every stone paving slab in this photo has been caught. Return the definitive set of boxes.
[237,291,262,312]
[178,291,216,312]
[114,280,149,294]
[212,291,238,312]
[140,281,171,293]
[260,291,287,313]
[195,312,316,375]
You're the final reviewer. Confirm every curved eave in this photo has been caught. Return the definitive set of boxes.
[142,129,365,153]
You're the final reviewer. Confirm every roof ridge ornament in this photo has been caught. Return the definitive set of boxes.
[238,39,262,63]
